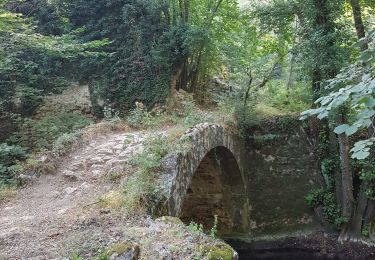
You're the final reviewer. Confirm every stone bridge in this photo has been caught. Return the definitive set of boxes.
[161,123,251,234]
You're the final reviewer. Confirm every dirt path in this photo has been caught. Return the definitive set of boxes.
[0,131,149,259]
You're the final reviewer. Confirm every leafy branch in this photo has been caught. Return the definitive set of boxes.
[301,29,375,159]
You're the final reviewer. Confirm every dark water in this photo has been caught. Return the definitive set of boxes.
[236,248,370,260]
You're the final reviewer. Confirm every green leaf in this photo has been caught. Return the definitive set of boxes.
[317,111,329,119]
[345,125,358,136]
[334,124,349,134]
[352,150,370,160]
[366,98,375,108]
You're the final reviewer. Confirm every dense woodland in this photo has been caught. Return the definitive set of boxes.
[0,0,375,245]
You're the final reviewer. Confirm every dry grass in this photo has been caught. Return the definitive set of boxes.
[0,186,17,202]
[82,120,132,141]
[99,190,126,210]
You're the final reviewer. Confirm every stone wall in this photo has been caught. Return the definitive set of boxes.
[244,116,320,236]
[161,124,250,224]
[161,119,320,239]
[35,84,93,119]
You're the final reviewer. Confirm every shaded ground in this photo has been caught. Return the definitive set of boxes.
[228,231,375,260]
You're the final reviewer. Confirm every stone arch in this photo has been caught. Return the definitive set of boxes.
[161,124,250,233]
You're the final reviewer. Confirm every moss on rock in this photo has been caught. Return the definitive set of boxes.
[200,242,237,260]
[107,241,140,259]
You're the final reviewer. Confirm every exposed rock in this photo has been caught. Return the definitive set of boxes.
[108,241,140,260]
[91,164,104,170]
[17,174,36,184]
[64,187,78,195]
[63,171,79,181]
[34,85,93,119]
[70,162,85,171]
[97,149,115,156]
[100,208,111,214]
[88,157,104,165]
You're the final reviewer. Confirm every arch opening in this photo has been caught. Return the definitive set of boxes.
[180,146,249,235]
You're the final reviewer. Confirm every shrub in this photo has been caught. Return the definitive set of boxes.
[12,113,93,151]
[126,102,153,127]
[0,143,28,186]
[122,132,193,215]
[19,87,44,117]
[260,80,312,114]
[306,188,324,208]
[123,135,172,214]
[188,221,204,234]
[306,188,344,228]
[52,130,84,156]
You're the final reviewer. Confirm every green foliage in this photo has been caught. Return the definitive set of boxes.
[5,0,69,36]
[182,101,213,127]
[126,102,153,127]
[362,224,370,237]
[97,251,110,260]
[19,87,44,117]
[122,128,194,215]
[306,188,345,229]
[252,134,279,142]
[301,29,375,160]
[126,99,212,130]
[321,158,338,190]
[306,188,324,208]
[52,130,84,157]
[102,103,122,129]
[359,159,375,199]
[322,191,346,228]
[0,0,108,143]
[68,0,184,111]
[188,221,204,234]
[123,134,173,214]
[210,215,218,238]
[261,80,312,113]
[12,113,93,151]
[0,143,28,186]
[69,252,83,260]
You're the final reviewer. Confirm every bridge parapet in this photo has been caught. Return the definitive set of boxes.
[161,123,249,232]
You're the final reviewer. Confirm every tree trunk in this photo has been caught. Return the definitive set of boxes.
[338,112,355,242]
[349,0,368,50]
[349,183,369,242]
[176,0,223,95]
[348,0,375,242]
[167,65,183,109]
[286,16,298,96]
[366,200,375,241]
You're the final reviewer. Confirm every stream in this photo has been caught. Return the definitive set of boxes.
[234,248,368,260]
[226,239,372,260]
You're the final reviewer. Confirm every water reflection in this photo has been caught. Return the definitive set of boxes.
[236,248,368,260]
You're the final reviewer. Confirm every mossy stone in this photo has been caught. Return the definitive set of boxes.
[202,243,236,260]
[107,241,139,260]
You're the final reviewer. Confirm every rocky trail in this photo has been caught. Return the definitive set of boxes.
[0,130,149,259]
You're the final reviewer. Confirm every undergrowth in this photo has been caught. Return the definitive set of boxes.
[120,131,193,215]
[0,144,28,187]
[9,113,94,151]
[126,100,214,129]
